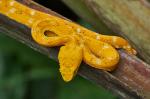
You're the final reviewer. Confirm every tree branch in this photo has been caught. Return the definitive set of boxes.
[0,0,150,98]
[63,0,150,64]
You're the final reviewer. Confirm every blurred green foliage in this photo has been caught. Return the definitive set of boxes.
[0,19,117,99]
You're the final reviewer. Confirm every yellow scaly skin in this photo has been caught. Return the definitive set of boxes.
[0,0,136,82]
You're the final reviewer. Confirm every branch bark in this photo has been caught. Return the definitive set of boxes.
[0,0,150,98]
[63,0,150,64]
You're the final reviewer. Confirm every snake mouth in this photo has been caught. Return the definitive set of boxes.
[60,65,80,82]
[60,70,74,82]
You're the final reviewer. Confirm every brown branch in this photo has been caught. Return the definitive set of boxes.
[0,0,150,98]
[82,0,150,64]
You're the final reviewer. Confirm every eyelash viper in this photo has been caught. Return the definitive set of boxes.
[0,0,136,82]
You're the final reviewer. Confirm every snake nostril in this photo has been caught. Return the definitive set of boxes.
[44,30,58,37]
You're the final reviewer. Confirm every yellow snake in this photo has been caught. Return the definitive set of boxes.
[0,0,136,82]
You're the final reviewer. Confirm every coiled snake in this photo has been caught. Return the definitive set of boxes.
[0,0,136,82]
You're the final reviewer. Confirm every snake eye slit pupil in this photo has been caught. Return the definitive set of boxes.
[44,30,58,37]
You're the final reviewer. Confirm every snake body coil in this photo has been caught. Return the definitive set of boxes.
[0,0,136,82]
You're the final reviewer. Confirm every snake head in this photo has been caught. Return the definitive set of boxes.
[58,41,82,82]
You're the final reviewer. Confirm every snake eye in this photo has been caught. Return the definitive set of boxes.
[44,30,58,37]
